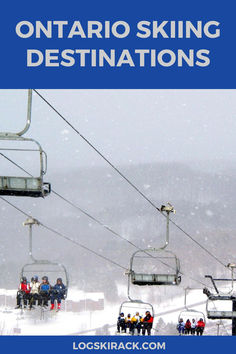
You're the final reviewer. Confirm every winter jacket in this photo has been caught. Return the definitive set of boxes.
[117,316,125,324]
[143,314,154,325]
[125,316,131,323]
[18,282,30,294]
[52,283,66,295]
[131,315,142,323]
[30,281,40,294]
[197,320,205,328]
[185,320,191,329]
[191,321,197,329]
[40,283,51,292]
[177,321,185,329]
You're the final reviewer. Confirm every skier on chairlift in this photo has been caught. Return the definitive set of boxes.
[29,275,41,309]
[15,277,31,309]
[185,319,191,335]
[177,318,185,335]
[191,318,197,335]
[117,313,126,333]
[50,278,66,311]
[142,311,153,336]
[39,276,51,307]
[196,318,205,336]
[131,312,142,335]
[125,314,132,333]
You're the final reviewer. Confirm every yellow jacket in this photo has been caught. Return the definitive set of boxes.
[131,315,142,323]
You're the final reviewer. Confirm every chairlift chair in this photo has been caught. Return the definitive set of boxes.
[117,204,179,331]
[0,89,51,198]
[204,273,236,320]
[20,218,69,298]
[178,287,206,323]
[129,203,181,286]
[130,248,181,286]
[21,260,69,298]
[206,298,236,320]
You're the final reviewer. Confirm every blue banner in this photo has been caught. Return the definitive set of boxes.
[0,335,235,353]
[0,0,235,88]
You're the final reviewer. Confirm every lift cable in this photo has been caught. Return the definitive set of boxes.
[0,152,175,268]
[0,196,126,271]
[1,152,139,248]
[0,152,210,288]
[0,195,209,288]
[33,89,227,270]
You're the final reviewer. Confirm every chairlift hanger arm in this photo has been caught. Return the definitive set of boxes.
[205,275,219,294]
[0,89,32,137]
[159,204,175,250]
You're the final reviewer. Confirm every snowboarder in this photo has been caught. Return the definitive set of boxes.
[50,278,66,311]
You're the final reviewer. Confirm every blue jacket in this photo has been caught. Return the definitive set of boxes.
[52,283,66,295]
[40,283,50,292]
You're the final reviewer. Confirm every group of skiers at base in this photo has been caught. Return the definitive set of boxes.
[117,311,153,336]
[16,276,66,311]
[177,318,205,336]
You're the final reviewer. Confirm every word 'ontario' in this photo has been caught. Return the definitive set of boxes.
[16,20,220,39]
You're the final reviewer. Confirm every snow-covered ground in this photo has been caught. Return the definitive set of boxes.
[0,288,232,335]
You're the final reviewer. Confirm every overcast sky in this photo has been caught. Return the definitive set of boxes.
[0,89,236,172]
[1,89,236,289]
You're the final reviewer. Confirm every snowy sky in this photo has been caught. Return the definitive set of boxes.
[0,89,236,170]
[0,89,235,294]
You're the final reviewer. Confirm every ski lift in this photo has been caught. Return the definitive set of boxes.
[0,89,51,198]
[129,204,181,286]
[20,218,69,297]
[178,287,206,323]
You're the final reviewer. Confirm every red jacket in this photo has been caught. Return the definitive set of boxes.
[19,282,31,294]
[143,315,154,324]
[185,320,191,329]
[197,320,205,328]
